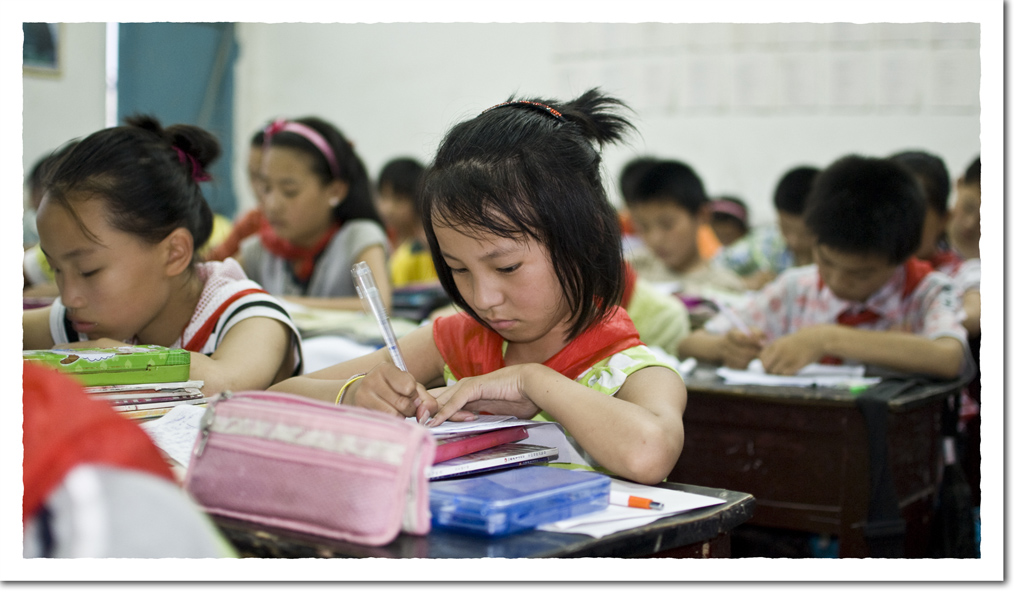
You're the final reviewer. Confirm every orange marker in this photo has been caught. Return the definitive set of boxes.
[610,491,664,510]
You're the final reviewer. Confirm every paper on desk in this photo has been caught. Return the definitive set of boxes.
[715,359,881,388]
[537,477,726,539]
[139,404,207,468]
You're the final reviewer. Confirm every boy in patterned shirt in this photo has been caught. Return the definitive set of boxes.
[677,155,968,380]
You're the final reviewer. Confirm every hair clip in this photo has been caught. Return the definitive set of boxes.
[173,146,211,183]
[481,100,566,122]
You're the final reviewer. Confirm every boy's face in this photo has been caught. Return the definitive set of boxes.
[628,199,702,273]
[777,210,814,257]
[915,207,950,260]
[813,244,899,304]
[377,184,418,237]
[949,180,981,257]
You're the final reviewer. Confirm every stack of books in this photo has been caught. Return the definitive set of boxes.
[23,344,208,421]
[429,424,558,480]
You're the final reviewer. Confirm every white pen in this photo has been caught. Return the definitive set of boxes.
[718,303,753,337]
[352,261,408,371]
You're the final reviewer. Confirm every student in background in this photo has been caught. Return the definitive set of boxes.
[23,362,234,558]
[949,155,981,337]
[712,165,819,290]
[22,115,302,395]
[204,128,270,262]
[624,159,745,300]
[678,155,968,380]
[708,195,749,247]
[376,157,438,287]
[271,89,687,485]
[238,117,391,312]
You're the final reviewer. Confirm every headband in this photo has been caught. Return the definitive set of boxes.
[263,119,341,180]
[709,198,748,223]
[173,146,211,182]
[481,100,566,122]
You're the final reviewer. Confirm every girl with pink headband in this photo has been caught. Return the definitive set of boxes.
[237,116,390,312]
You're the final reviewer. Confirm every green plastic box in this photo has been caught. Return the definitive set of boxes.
[23,345,191,386]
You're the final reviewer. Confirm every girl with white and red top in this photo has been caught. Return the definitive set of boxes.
[23,116,302,395]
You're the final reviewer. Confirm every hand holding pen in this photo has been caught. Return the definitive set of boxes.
[718,304,766,369]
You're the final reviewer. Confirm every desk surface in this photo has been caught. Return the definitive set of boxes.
[214,482,754,559]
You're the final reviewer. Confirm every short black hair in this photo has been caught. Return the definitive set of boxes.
[889,150,951,215]
[962,155,981,187]
[804,155,925,265]
[377,157,425,211]
[772,166,819,215]
[422,88,633,341]
[627,159,708,215]
[618,156,658,203]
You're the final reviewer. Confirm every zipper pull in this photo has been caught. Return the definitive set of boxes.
[194,391,229,458]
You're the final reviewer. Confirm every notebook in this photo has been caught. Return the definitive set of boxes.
[428,442,558,480]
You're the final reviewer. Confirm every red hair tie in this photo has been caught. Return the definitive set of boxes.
[481,100,566,122]
[173,146,211,182]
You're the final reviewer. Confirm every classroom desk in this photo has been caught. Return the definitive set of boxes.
[212,482,755,559]
[670,365,964,558]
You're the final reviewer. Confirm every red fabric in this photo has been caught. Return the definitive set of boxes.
[205,209,266,262]
[819,258,933,364]
[182,288,268,352]
[22,362,174,521]
[433,305,642,381]
[258,221,341,283]
[621,262,638,308]
[926,248,963,274]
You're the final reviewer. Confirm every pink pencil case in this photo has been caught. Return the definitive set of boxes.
[183,390,436,546]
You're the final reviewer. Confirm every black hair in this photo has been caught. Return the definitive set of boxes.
[804,155,925,265]
[264,116,382,227]
[250,128,265,147]
[627,159,708,215]
[422,88,634,341]
[962,155,981,187]
[26,141,77,195]
[889,150,951,215]
[43,114,218,252]
[377,157,426,212]
[773,166,820,215]
[618,156,659,203]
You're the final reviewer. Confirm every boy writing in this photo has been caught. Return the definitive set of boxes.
[677,155,968,380]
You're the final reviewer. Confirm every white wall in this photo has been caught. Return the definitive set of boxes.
[233,22,981,227]
[22,23,107,194]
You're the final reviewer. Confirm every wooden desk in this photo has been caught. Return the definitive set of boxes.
[670,366,963,558]
[213,482,754,559]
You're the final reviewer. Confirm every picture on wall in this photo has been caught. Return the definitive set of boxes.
[23,22,61,76]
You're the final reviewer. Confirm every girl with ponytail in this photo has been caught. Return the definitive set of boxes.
[23,116,303,395]
[271,89,686,485]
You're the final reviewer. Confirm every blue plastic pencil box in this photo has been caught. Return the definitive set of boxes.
[23,344,191,386]
[429,465,611,537]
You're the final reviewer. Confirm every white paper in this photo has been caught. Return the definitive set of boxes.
[714,359,881,389]
[537,477,726,539]
[139,404,208,468]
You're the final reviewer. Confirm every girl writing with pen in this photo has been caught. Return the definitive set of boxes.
[270,89,687,485]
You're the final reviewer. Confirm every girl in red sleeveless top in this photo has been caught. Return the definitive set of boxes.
[272,90,687,485]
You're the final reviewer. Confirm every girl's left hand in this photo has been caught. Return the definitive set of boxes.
[426,365,540,427]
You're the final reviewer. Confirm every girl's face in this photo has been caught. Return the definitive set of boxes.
[434,222,571,354]
[261,146,343,247]
[36,194,176,342]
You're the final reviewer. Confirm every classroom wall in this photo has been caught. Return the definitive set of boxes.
[232,22,981,227]
[22,23,107,194]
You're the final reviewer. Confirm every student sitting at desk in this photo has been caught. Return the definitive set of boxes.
[271,89,687,485]
[238,117,391,312]
[376,157,439,288]
[22,116,302,394]
[677,155,969,380]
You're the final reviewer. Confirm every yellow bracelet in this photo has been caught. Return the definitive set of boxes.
[335,373,367,406]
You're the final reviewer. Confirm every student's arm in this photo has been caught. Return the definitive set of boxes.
[759,324,965,379]
[186,316,295,395]
[741,270,777,290]
[676,328,764,368]
[23,307,55,350]
[268,324,475,422]
[280,244,391,312]
[424,364,687,485]
[962,289,981,338]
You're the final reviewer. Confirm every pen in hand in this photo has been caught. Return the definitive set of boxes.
[718,303,754,338]
[352,261,408,371]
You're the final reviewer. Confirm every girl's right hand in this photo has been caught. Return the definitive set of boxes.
[346,362,435,421]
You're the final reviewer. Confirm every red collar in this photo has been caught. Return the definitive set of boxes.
[259,221,341,283]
